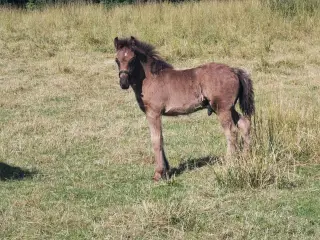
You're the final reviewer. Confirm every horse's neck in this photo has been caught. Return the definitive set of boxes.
[130,63,146,112]
[131,81,145,113]
[139,57,153,79]
[130,55,153,112]
[131,62,145,90]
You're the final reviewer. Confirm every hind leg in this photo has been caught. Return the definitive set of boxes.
[237,115,251,152]
[218,110,238,157]
[231,108,251,152]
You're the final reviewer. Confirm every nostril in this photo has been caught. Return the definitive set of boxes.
[120,77,127,83]
[120,82,129,89]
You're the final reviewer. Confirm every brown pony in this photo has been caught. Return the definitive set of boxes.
[114,36,255,181]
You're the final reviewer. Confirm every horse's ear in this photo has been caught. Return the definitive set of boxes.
[114,37,119,49]
[130,36,136,48]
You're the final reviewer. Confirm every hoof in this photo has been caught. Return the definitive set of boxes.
[207,105,214,116]
[153,172,162,181]
[153,169,169,181]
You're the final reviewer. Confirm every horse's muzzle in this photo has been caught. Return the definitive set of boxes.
[119,70,130,89]
[120,77,129,89]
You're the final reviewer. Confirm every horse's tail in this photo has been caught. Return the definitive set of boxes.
[233,68,255,117]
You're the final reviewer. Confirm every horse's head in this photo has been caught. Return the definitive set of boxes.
[114,36,137,89]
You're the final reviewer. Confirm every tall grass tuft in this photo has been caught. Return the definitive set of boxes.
[263,0,320,17]
[213,99,319,189]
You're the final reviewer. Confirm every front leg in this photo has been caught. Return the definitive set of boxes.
[146,112,170,181]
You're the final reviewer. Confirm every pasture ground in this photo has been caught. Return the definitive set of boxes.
[0,1,320,239]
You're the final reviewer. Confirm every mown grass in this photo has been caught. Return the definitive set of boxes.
[1,0,320,239]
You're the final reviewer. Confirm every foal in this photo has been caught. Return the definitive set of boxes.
[114,36,255,181]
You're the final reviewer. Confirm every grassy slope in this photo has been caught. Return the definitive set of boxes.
[0,1,320,239]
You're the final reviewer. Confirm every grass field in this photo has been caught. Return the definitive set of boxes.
[0,1,320,239]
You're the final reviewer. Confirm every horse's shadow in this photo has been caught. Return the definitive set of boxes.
[0,162,37,181]
[168,155,220,178]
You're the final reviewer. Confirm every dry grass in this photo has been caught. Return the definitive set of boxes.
[0,1,320,239]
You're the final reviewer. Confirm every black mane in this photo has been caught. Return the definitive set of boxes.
[117,37,173,74]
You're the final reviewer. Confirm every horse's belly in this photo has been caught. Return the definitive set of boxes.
[163,100,204,116]
[159,81,206,116]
